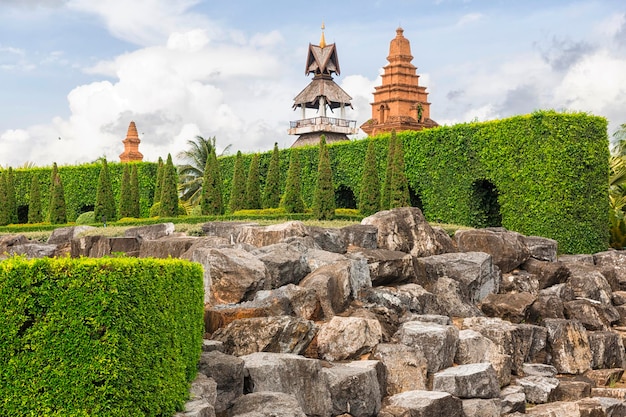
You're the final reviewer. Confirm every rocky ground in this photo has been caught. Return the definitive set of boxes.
[4,207,626,417]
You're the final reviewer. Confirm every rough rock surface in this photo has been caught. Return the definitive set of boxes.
[432,363,500,399]
[544,319,592,374]
[454,228,530,273]
[322,362,382,417]
[370,343,428,395]
[230,392,306,417]
[386,390,463,417]
[252,243,310,289]
[394,321,459,374]
[124,222,174,240]
[237,221,308,247]
[197,351,244,412]
[316,316,382,361]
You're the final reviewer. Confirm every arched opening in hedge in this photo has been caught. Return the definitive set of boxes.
[409,186,424,211]
[80,204,94,214]
[335,185,357,209]
[469,179,502,228]
[17,205,29,224]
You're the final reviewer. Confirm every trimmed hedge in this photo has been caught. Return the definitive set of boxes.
[0,256,204,417]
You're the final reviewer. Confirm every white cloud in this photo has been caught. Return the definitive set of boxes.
[456,12,483,27]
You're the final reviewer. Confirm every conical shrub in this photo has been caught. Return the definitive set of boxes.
[201,147,224,215]
[359,139,381,216]
[159,154,179,217]
[245,153,261,210]
[119,164,132,218]
[280,148,305,213]
[381,130,397,210]
[94,159,116,223]
[229,151,247,213]
[28,175,43,223]
[390,135,410,208]
[263,142,281,208]
[130,164,141,218]
[312,135,335,220]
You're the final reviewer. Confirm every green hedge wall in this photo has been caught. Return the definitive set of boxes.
[12,162,158,222]
[218,111,608,253]
[0,256,204,417]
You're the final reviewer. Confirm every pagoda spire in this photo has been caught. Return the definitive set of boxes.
[320,22,326,48]
[119,121,144,163]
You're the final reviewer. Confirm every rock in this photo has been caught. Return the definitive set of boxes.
[201,221,259,242]
[202,340,224,352]
[322,362,382,417]
[211,316,316,356]
[542,282,576,301]
[455,329,511,387]
[174,399,215,417]
[347,248,415,286]
[344,359,388,400]
[230,392,306,417]
[433,363,500,399]
[138,236,198,258]
[597,397,626,417]
[241,352,332,417]
[316,316,382,361]
[70,235,141,257]
[431,226,458,254]
[527,292,566,324]
[461,398,501,417]
[237,221,308,247]
[591,387,626,400]
[386,390,463,417]
[340,224,378,250]
[306,226,347,253]
[198,351,244,413]
[564,299,616,331]
[480,292,536,323]
[587,331,626,370]
[7,242,57,258]
[47,226,95,245]
[430,277,483,317]
[523,236,558,262]
[521,259,570,290]
[124,222,174,240]
[306,249,348,271]
[190,247,268,305]
[414,252,499,304]
[370,343,428,395]
[361,207,449,257]
[408,314,452,325]
[522,363,558,377]
[189,373,218,404]
[522,400,586,416]
[584,368,624,387]
[516,375,560,404]
[252,243,310,289]
[544,319,592,374]
[361,283,443,316]
[594,250,626,290]
[394,321,459,374]
[566,264,614,305]
[500,385,526,414]
[553,380,591,402]
[454,228,530,273]
[613,291,626,305]
[559,254,595,265]
[500,270,540,295]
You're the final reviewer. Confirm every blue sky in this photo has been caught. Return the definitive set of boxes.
[1,0,625,167]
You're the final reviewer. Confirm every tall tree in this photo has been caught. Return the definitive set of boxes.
[94,159,116,223]
[159,153,179,217]
[6,167,17,224]
[359,139,381,216]
[49,164,66,224]
[153,157,164,205]
[229,151,247,213]
[380,130,397,210]
[28,175,43,223]
[119,164,132,218]
[281,148,305,213]
[0,172,8,226]
[200,147,224,215]
[312,135,335,220]
[263,142,281,208]
[245,153,261,210]
[390,135,410,208]
[130,164,141,218]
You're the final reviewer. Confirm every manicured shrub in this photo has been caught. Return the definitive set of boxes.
[130,164,141,218]
[149,201,187,217]
[312,135,335,220]
[118,164,132,218]
[281,147,305,213]
[153,156,164,205]
[200,147,224,215]
[0,256,204,416]
[245,153,261,210]
[159,154,179,217]
[27,175,43,224]
[390,135,410,208]
[263,142,281,208]
[75,210,95,225]
[49,163,67,225]
[6,167,17,224]
[0,171,8,226]
[359,138,381,216]
[94,159,117,223]
[380,130,397,210]
[229,151,247,213]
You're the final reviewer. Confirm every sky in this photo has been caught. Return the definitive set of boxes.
[0,0,625,167]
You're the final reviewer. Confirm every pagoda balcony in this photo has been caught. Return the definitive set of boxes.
[288,116,359,136]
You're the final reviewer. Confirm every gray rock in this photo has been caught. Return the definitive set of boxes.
[433,363,500,399]
[189,373,218,405]
[201,221,259,242]
[174,399,215,417]
[454,228,530,273]
[500,270,540,295]
[241,352,332,417]
[559,254,595,265]
[414,252,499,304]
[198,351,244,412]
[237,221,308,247]
[340,224,378,250]
[202,340,224,352]
[48,225,95,245]
[455,329,512,386]
[461,398,501,417]
[408,314,452,325]
[386,390,463,417]
[566,263,614,305]
[523,235,558,262]
[588,331,626,370]
[316,316,382,361]
[431,226,458,254]
[370,343,428,395]
[124,222,174,240]
[361,207,449,257]
[361,283,443,316]
[521,259,570,290]
[305,249,347,272]
[343,359,387,400]
[252,243,310,289]
[522,400,583,416]
[306,226,347,253]
[527,293,566,324]
[347,248,415,286]
[500,385,526,414]
[516,375,560,404]
[480,292,536,323]
[564,299,614,331]
[552,380,591,402]
[522,363,557,377]
[544,319,592,374]
[594,250,626,290]
[597,397,626,417]
[430,277,484,317]
[8,242,57,258]
[322,362,382,417]
[70,235,141,257]
[138,236,198,258]
[394,321,459,373]
[230,392,306,417]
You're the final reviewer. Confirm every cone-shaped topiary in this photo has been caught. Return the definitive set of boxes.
[159,154,179,217]
[94,159,117,223]
[359,138,381,216]
[312,135,335,220]
[153,157,164,205]
[280,147,305,213]
[263,142,281,208]
[48,162,58,217]
[201,147,224,215]
[245,153,261,210]
[119,164,132,218]
[0,172,8,226]
[381,130,397,210]
[28,175,43,224]
[130,164,141,218]
[49,164,67,224]
[229,151,246,213]
[6,167,17,224]
[390,134,410,208]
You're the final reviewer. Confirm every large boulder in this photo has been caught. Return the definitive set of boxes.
[70,235,141,257]
[500,270,540,295]
[461,398,501,417]
[386,390,463,417]
[201,221,259,242]
[361,207,449,257]
[430,277,484,317]
[124,222,174,240]
[252,243,310,289]
[432,363,500,399]
[394,321,459,374]
[521,259,570,290]
[7,242,58,258]
[230,392,306,417]
[480,292,536,323]
[48,225,95,245]
[138,236,198,258]
[523,235,558,262]
[454,228,530,273]
[237,221,308,247]
[593,250,626,290]
[340,224,378,250]
[455,329,512,386]
[306,226,347,253]
[515,376,560,404]
[544,319,592,374]
[414,252,499,303]
[197,351,244,413]
[360,283,443,317]
[316,316,382,361]
[305,249,348,272]
[564,299,618,331]
[370,343,428,395]
[348,248,416,286]
[322,362,382,417]
[587,331,626,370]
[241,352,332,417]
[566,263,614,305]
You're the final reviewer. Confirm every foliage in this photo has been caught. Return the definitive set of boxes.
[358,139,381,216]
[153,157,164,205]
[149,201,188,217]
[200,147,224,215]
[129,164,141,218]
[229,151,247,213]
[0,256,204,416]
[263,142,281,208]
[609,124,626,248]
[160,154,180,217]
[380,130,396,210]
[245,153,261,210]
[27,174,43,224]
[0,172,7,225]
[94,159,117,223]
[118,164,132,218]
[312,135,335,220]
[75,210,96,225]
[389,134,410,208]
[281,147,305,213]
[177,135,215,205]
[48,163,67,225]
[6,168,17,224]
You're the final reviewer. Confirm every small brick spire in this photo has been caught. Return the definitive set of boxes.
[119,121,144,162]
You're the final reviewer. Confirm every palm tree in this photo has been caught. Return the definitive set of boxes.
[609,123,626,248]
[177,136,231,206]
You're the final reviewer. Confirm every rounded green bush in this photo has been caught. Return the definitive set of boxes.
[75,211,95,225]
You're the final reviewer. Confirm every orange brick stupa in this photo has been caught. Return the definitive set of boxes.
[119,121,144,162]
[361,28,438,136]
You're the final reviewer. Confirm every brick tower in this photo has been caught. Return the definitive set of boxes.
[361,28,438,136]
[119,121,144,162]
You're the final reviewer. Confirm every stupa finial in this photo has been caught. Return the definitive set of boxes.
[320,22,326,48]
